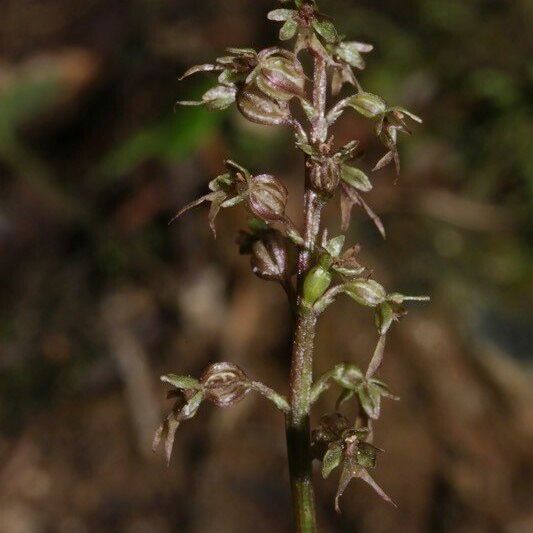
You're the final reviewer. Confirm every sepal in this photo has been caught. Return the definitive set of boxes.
[344,279,387,307]
[152,389,204,465]
[178,85,236,111]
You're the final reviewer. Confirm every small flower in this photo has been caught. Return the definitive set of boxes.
[312,140,384,237]
[329,41,373,95]
[304,139,372,200]
[335,361,399,420]
[335,434,395,512]
[343,92,422,174]
[177,47,306,118]
[311,413,394,512]
[171,160,293,236]
[334,41,373,71]
[169,161,247,237]
[153,363,253,463]
[319,233,366,279]
[268,1,339,59]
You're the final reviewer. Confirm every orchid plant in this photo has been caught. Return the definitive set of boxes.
[154,1,428,530]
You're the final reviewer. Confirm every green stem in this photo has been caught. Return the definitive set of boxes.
[286,52,328,533]
[286,184,323,532]
[286,307,318,532]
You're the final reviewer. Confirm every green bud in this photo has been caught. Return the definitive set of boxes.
[303,266,332,305]
[344,279,387,307]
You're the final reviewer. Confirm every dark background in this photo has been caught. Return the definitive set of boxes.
[0,0,531,531]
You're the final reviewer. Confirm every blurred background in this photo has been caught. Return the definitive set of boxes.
[0,0,532,531]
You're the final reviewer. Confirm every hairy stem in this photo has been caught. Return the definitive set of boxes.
[287,308,318,532]
[286,55,328,533]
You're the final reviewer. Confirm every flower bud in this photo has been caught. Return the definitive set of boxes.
[236,84,291,126]
[310,157,341,197]
[250,231,289,282]
[344,279,386,307]
[247,174,288,223]
[200,362,250,408]
[303,265,332,305]
[256,56,306,101]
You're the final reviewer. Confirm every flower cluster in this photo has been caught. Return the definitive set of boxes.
[156,0,428,520]
[178,46,306,128]
[154,362,289,464]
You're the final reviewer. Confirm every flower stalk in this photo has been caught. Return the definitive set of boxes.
[285,50,330,532]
